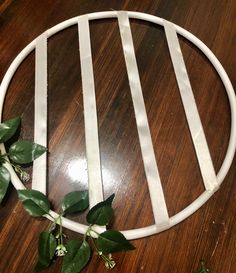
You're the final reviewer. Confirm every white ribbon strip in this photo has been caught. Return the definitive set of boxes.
[78,16,104,208]
[163,20,218,191]
[118,11,170,228]
[32,32,48,194]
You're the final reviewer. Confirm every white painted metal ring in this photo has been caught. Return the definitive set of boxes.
[0,11,235,239]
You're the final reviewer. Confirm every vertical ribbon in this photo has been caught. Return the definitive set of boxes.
[32,32,48,194]
[164,20,218,191]
[78,15,104,208]
[118,11,170,228]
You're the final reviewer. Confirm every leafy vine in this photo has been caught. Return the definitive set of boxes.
[17,189,134,272]
[0,117,135,272]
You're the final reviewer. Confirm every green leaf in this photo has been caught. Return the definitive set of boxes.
[9,140,47,164]
[86,194,115,226]
[0,117,21,143]
[62,190,89,215]
[35,231,57,272]
[0,166,11,204]
[17,189,50,217]
[87,206,113,226]
[96,230,135,254]
[62,240,91,273]
[104,194,115,206]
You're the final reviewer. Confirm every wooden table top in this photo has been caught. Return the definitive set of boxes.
[0,1,235,273]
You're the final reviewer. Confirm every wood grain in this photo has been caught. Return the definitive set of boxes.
[0,1,235,272]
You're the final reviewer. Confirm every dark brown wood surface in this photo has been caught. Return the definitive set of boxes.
[0,1,235,272]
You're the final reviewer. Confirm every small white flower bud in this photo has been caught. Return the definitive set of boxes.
[55,244,67,256]
[20,171,30,182]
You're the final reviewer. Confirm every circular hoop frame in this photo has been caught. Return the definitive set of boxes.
[0,11,235,240]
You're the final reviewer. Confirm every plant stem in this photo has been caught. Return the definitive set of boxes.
[87,228,99,252]
[86,226,115,269]
[58,215,64,244]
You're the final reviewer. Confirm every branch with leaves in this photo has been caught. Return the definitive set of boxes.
[17,189,135,272]
[0,117,135,272]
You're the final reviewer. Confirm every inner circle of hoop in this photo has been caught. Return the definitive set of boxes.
[0,11,235,240]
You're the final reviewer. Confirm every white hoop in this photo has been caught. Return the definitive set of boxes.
[0,11,235,240]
